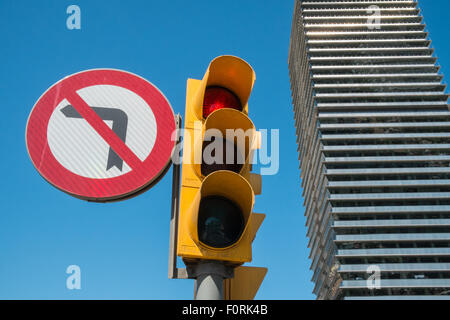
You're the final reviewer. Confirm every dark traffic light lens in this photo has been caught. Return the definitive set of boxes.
[203,86,242,119]
[201,137,244,176]
[198,196,244,248]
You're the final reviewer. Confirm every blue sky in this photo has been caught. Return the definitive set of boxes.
[0,0,449,300]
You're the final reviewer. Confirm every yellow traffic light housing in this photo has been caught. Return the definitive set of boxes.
[185,55,255,129]
[192,108,256,179]
[182,171,254,261]
[177,55,263,266]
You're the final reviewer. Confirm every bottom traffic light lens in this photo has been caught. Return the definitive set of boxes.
[198,196,244,248]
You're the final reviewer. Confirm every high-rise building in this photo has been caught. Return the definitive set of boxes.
[288,0,450,300]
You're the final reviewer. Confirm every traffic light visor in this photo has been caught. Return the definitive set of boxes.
[188,170,255,250]
[193,55,255,120]
[193,108,256,179]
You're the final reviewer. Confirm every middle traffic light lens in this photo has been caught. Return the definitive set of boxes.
[198,196,244,248]
[201,137,244,176]
[203,86,242,119]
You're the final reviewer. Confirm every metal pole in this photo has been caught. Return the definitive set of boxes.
[195,274,224,300]
[192,261,233,300]
[168,115,187,279]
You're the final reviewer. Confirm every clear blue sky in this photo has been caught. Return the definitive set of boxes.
[0,0,449,300]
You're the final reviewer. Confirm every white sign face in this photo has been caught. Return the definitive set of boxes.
[26,69,176,202]
[47,85,157,179]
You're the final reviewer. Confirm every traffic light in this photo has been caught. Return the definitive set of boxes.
[177,55,264,265]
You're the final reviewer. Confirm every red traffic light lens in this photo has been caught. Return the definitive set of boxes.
[203,86,242,119]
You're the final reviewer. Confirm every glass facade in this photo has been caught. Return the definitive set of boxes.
[288,0,450,299]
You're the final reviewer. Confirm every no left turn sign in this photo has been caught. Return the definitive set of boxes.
[25,69,176,202]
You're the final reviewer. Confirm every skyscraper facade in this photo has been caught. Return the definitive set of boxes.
[288,0,450,300]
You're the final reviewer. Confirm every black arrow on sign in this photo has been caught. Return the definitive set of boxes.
[61,105,129,171]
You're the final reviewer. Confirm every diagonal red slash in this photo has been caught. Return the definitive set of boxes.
[64,90,142,171]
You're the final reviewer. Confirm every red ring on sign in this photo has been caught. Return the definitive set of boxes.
[25,69,176,202]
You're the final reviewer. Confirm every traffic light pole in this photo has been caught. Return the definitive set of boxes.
[192,261,234,300]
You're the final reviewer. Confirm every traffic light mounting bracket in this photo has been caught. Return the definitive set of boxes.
[168,114,190,279]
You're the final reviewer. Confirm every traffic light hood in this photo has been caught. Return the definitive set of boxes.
[192,108,257,179]
[187,170,255,250]
[192,55,256,120]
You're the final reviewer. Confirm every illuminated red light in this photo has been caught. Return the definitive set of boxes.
[203,86,242,119]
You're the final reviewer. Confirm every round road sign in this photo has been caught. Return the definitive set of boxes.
[26,69,176,202]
